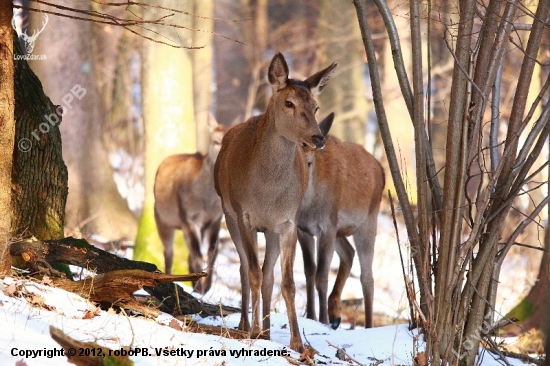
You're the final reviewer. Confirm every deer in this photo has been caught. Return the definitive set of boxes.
[298,112,385,329]
[214,52,337,352]
[154,116,228,294]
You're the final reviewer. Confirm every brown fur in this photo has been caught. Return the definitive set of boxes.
[154,118,228,293]
[214,52,337,352]
[299,113,385,328]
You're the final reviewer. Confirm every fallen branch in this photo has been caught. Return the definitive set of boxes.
[10,237,239,318]
[144,282,241,317]
[50,326,133,366]
[326,340,367,366]
[52,269,204,318]
[10,237,157,274]
[179,320,251,339]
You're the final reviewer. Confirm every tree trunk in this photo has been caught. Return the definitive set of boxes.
[12,32,68,241]
[506,229,549,332]
[213,0,252,126]
[133,0,196,274]
[0,0,15,275]
[317,0,367,144]
[29,1,137,241]
[192,0,214,153]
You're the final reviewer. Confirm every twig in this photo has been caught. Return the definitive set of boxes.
[405,276,427,326]
[485,340,543,366]
[389,191,416,328]
[482,317,519,336]
[326,340,367,366]
[90,0,252,22]
[301,328,320,356]
[282,355,306,366]
[484,337,512,366]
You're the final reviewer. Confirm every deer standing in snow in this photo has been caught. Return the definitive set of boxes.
[214,52,337,352]
[299,113,385,329]
[154,117,228,293]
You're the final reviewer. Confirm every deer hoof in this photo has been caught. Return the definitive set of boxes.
[330,317,341,330]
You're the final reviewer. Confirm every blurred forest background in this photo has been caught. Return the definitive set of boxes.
[10,0,549,336]
[14,0,393,274]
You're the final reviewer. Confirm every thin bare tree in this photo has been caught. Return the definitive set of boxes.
[353,0,550,365]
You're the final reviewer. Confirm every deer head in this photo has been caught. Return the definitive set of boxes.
[267,53,337,150]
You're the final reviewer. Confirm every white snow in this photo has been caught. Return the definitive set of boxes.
[0,274,534,366]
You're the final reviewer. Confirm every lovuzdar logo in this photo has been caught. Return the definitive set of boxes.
[12,10,48,61]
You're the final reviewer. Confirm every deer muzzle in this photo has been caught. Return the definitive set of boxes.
[312,135,325,149]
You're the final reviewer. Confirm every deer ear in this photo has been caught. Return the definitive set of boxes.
[319,112,334,137]
[305,62,338,95]
[268,52,289,91]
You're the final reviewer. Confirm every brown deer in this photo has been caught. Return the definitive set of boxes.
[299,113,385,329]
[214,52,337,352]
[154,117,228,293]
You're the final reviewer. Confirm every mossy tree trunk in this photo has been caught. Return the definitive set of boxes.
[133,0,196,274]
[13,33,68,241]
[506,228,549,331]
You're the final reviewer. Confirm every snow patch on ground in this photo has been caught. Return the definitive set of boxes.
[0,277,533,366]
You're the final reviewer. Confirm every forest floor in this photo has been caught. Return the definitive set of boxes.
[0,214,545,365]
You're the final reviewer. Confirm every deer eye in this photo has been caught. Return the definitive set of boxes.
[315,107,319,114]
[285,101,294,108]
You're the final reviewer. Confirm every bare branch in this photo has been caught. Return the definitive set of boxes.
[497,195,550,264]
[90,0,252,22]
[15,0,246,48]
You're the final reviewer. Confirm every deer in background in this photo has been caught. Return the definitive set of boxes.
[299,112,385,329]
[154,117,228,294]
[214,52,337,352]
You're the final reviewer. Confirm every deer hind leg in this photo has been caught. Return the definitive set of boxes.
[277,221,304,353]
[225,214,251,332]
[200,219,221,293]
[354,218,377,328]
[315,230,337,325]
[181,221,205,293]
[155,213,175,274]
[297,229,317,320]
[328,236,355,329]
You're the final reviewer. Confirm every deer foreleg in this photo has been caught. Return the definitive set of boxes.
[278,221,303,353]
[225,214,251,332]
[261,232,280,336]
[238,215,262,338]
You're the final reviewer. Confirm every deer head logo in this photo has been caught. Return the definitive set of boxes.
[12,12,49,54]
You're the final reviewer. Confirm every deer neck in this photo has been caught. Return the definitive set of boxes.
[255,109,301,169]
